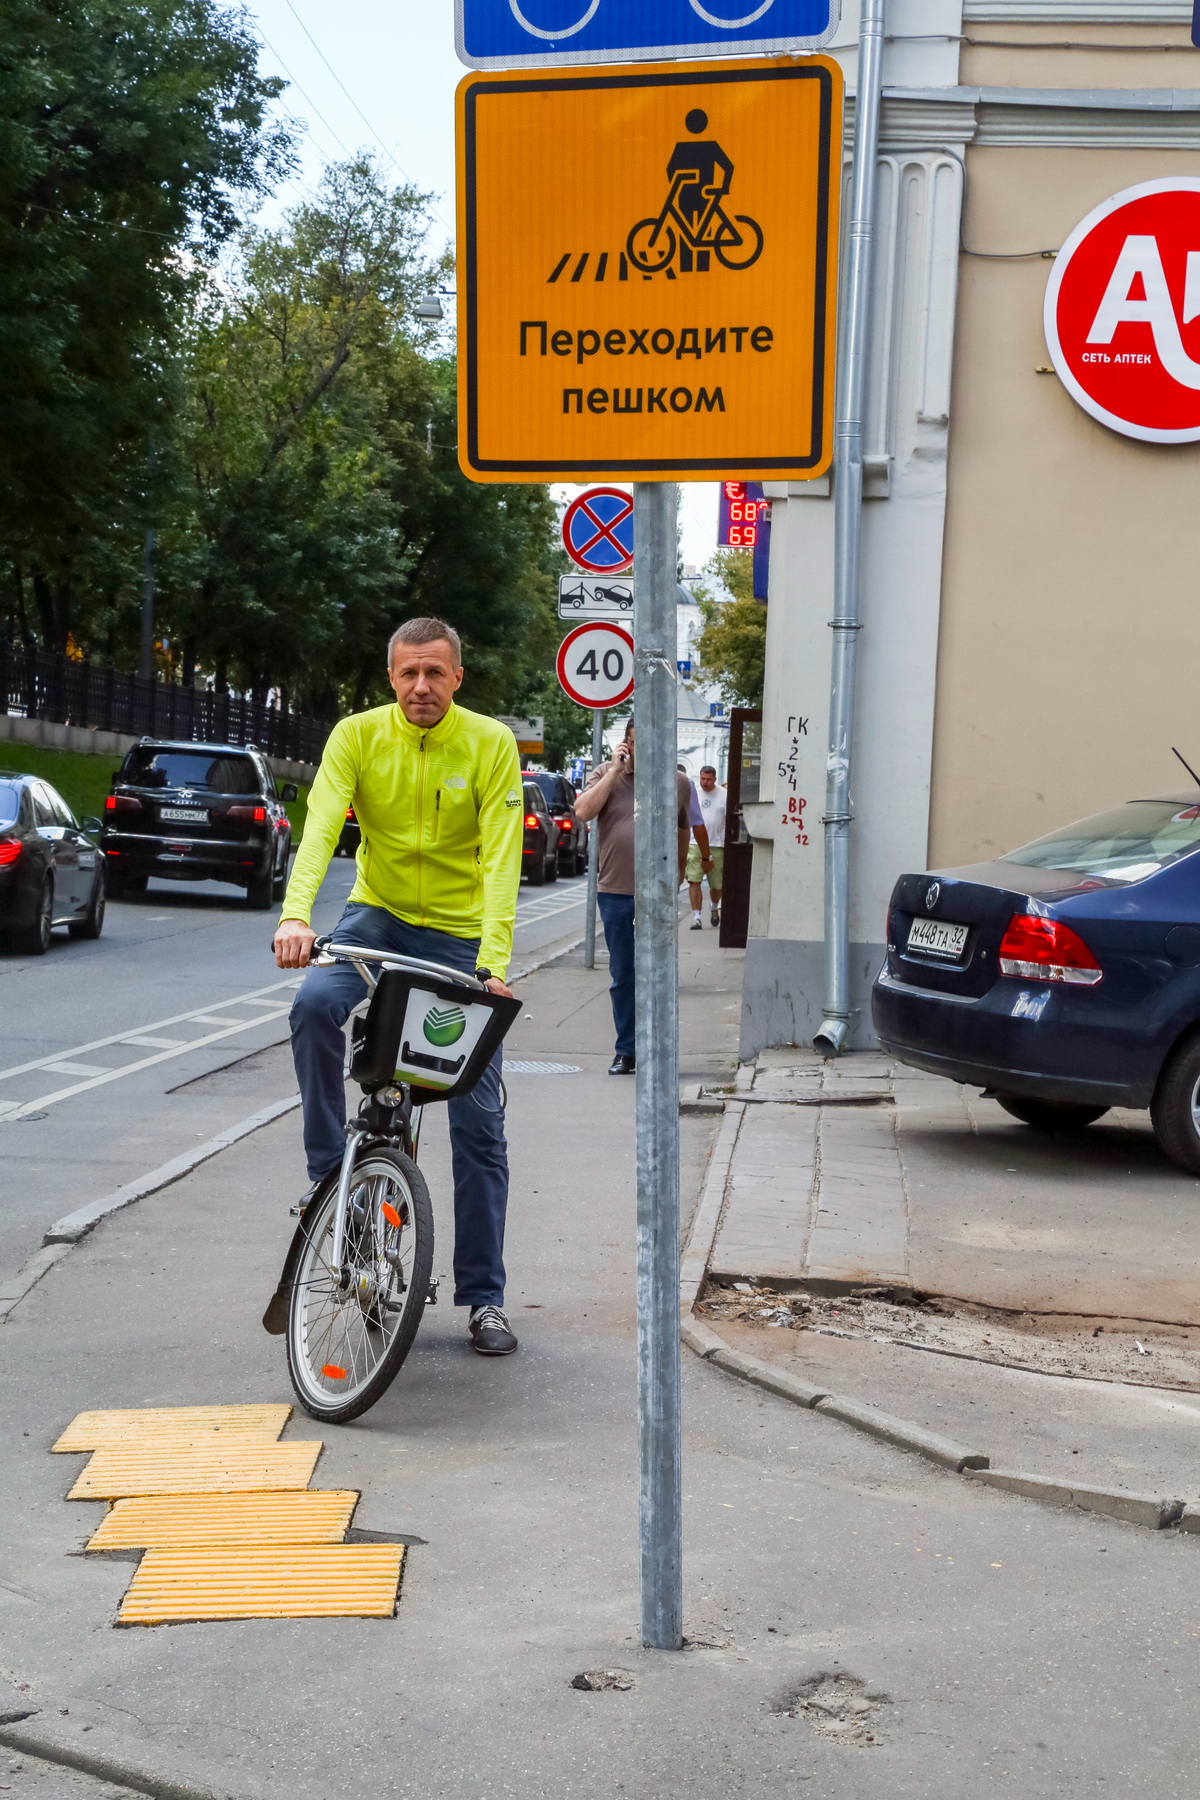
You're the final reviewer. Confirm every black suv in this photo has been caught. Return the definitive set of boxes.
[100,739,296,908]
[529,772,589,876]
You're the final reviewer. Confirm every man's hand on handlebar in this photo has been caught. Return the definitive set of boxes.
[483,976,514,999]
[274,918,317,969]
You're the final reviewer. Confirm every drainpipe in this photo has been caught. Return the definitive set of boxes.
[814,0,886,1057]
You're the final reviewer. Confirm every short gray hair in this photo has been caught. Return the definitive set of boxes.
[387,617,462,667]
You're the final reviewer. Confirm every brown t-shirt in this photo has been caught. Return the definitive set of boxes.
[584,762,692,895]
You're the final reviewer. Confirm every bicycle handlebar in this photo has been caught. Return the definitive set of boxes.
[312,935,488,992]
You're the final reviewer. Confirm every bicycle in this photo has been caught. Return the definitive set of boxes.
[263,938,520,1424]
[626,168,764,275]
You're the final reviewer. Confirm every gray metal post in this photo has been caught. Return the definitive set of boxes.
[583,707,604,970]
[632,481,682,1651]
[140,528,155,683]
[814,0,886,1057]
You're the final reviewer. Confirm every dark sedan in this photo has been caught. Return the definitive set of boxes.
[873,793,1200,1174]
[522,781,559,885]
[100,739,295,908]
[529,771,589,875]
[0,772,105,954]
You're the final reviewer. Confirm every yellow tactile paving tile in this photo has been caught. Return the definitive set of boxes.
[117,1545,404,1624]
[87,1491,359,1551]
[67,1441,322,1501]
[53,1404,292,1453]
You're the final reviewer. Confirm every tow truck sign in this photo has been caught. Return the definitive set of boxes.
[1045,178,1200,443]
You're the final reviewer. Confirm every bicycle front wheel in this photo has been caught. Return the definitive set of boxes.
[286,1147,434,1424]
[627,218,676,274]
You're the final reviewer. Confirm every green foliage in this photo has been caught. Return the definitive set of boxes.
[0,0,292,637]
[693,549,766,708]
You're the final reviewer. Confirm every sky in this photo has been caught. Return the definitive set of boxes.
[244,0,721,573]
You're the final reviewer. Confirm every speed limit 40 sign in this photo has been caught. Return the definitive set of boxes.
[556,621,635,709]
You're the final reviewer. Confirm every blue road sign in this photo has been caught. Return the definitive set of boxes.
[456,0,838,70]
[562,487,635,573]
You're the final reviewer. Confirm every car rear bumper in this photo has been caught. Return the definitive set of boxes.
[872,967,1157,1108]
[101,833,273,880]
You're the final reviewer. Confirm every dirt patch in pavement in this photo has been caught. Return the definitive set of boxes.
[699,1281,1200,1390]
[772,1672,890,1746]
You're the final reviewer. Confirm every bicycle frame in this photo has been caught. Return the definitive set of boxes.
[651,169,734,252]
[312,939,488,1289]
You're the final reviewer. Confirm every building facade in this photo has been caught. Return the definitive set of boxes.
[742,0,1200,1055]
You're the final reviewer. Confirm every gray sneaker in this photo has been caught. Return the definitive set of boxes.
[711,906,721,928]
[469,1304,518,1356]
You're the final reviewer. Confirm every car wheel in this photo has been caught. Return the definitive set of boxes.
[124,874,148,895]
[247,868,275,909]
[68,873,106,940]
[527,841,547,886]
[995,1095,1109,1133]
[1151,1033,1200,1175]
[545,847,559,883]
[14,877,53,956]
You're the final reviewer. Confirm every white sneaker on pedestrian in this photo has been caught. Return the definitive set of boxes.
[691,911,703,930]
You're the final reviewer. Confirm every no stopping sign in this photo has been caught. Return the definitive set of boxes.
[556,621,635,709]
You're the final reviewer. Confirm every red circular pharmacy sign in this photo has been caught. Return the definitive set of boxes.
[1045,178,1200,443]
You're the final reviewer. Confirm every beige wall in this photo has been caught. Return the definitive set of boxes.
[960,23,1200,91]
[930,144,1200,868]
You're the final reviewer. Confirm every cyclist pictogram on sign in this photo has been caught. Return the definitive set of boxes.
[562,487,634,572]
[627,111,763,277]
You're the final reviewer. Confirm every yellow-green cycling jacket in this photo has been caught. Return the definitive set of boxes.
[280,701,525,979]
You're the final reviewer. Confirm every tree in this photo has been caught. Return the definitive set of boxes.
[693,548,766,707]
[0,0,293,644]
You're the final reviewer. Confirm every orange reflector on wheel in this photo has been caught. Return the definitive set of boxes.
[380,1202,402,1228]
[321,1365,347,1380]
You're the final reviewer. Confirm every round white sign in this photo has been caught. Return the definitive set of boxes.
[556,621,635,709]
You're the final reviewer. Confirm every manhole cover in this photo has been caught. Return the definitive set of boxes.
[502,1061,581,1074]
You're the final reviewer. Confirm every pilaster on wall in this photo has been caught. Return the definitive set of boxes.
[740,149,964,1058]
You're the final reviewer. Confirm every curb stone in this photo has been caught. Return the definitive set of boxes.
[963,1468,1184,1529]
[0,1723,242,1800]
[677,1066,1200,1529]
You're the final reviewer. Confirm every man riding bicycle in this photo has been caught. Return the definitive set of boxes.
[273,617,524,1357]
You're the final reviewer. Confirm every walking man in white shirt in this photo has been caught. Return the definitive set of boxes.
[687,765,727,929]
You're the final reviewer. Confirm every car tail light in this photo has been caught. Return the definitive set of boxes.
[228,804,267,823]
[345,808,354,820]
[524,814,540,829]
[998,914,1102,985]
[105,794,141,813]
[558,819,572,833]
[0,839,21,865]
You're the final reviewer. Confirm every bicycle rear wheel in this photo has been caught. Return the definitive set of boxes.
[286,1146,434,1423]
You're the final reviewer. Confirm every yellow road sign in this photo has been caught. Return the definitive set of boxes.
[456,56,842,483]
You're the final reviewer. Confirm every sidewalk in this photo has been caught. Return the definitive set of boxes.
[695,1047,1200,1499]
[5,929,1200,1799]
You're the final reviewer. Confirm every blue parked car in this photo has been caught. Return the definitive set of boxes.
[872,792,1200,1175]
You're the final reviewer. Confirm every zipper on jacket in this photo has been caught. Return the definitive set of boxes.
[416,734,427,920]
[432,787,441,843]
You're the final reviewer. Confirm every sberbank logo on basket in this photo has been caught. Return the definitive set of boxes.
[423,1004,468,1047]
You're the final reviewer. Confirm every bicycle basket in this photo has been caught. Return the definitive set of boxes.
[349,967,520,1105]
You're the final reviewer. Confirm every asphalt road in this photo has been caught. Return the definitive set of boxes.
[0,859,590,1278]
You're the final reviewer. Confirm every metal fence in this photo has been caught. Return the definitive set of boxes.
[0,641,334,767]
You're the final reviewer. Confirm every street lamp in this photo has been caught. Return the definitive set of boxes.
[414,296,444,321]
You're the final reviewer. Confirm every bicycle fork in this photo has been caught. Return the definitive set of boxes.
[329,1119,367,1289]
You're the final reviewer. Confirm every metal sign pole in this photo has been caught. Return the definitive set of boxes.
[632,480,682,1651]
[583,707,604,971]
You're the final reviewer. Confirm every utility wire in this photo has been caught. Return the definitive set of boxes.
[254,24,357,163]
[278,0,454,234]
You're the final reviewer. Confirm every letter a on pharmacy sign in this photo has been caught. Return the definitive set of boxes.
[456,57,842,482]
[1045,179,1200,443]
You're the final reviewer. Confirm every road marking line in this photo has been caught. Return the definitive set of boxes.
[119,1036,186,1049]
[39,1061,115,1077]
[0,975,302,1085]
[5,1009,293,1120]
